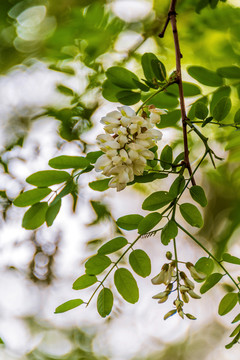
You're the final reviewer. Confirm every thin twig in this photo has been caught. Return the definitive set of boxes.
[176,221,240,291]
[158,1,177,38]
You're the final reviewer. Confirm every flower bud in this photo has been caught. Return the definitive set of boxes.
[181,291,189,303]
[180,272,195,289]
[188,290,201,299]
[166,283,173,291]
[164,309,177,320]
[179,285,190,292]
[186,262,206,281]
[158,296,168,304]
[174,299,183,309]
[178,310,184,319]
[152,291,169,299]
[186,313,197,320]
[164,265,172,285]
[151,269,166,285]
[166,251,172,260]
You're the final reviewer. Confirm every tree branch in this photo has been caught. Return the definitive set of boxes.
[159,0,196,186]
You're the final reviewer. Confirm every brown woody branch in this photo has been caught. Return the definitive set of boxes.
[159,0,196,186]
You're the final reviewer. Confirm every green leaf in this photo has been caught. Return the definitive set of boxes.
[160,145,173,170]
[14,188,51,207]
[26,170,71,187]
[86,151,104,164]
[56,84,74,96]
[161,220,178,246]
[129,249,151,278]
[97,288,113,318]
[218,293,238,316]
[232,313,240,324]
[22,202,48,230]
[179,203,203,228]
[72,274,98,290]
[141,53,166,82]
[116,214,144,230]
[172,152,185,169]
[222,253,240,265]
[167,82,201,97]
[85,255,111,275]
[195,257,214,276]
[156,110,181,129]
[142,191,174,211]
[234,109,240,125]
[189,185,208,207]
[210,0,219,8]
[54,299,84,313]
[194,102,208,119]
[98,237,128,255]
[212,97,231,121]
[46,199,61,227]
[187,66,223,87]
[230,323,240,337]
[89,178,111,191]
[201,116,213,127]
[169,175,185,198]
[200,273,223,294]
[106,66,139,89]
[132,79,149,92]
[225,332,240,349]
[210,86,231,113]
[142,91,178,109]
[236,84,240,99]
[114,268,139,304]
[49,65,75,75]
[116,90,141,105]
[50,180,73,206]
[102,80,124,102]
[188,97,208,120]
[48,156,90,169]
[217,66,240,79]
[132,172,168,184]
[138,212,162,234]
[182,82,201,96]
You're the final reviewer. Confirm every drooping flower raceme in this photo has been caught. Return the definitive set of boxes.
[95,106,164,191]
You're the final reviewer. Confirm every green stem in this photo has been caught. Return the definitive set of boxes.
[176,151,208,202]
[86,234,142,307]
[86,200,177,306]
[175,221,240,290]
[185,119,223,162]
[192,121,240,129]
[173,237,181,299]
[136,81,176,115]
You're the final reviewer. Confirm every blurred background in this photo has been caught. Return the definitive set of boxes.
[1,0,240,359]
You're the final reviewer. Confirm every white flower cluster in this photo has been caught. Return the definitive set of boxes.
[95,106,164,191]
[151,259,204,320]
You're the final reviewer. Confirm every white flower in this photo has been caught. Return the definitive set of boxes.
[149,106,167,124]
[95,155,112,172]
[96,134,113,144]
[150,112,161,124]
[99,140,121,152]
[118,106,136,117]
[94,105,164,191]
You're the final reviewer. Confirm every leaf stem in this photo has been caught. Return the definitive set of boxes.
[86,235,142,307]
[173,237,181,299]
[175,221,240,290]
[86,201,176,307]
[136,80,176,115]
